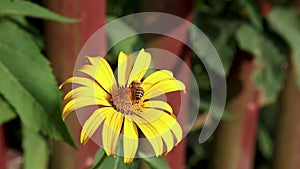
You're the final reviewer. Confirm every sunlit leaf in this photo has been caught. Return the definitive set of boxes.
[241,0,263,30]
[89,148,106,169]
[7,16,45,49]
[235,23,287,102]
[90,148,139,169]
[0,19,75,147]
[0,95,16,125]
[258,125,273,159]
[257,103,278,159]
[140,152,170,169]
[267,6,300,89]
[22,125,49,169]
[0,0,78,22]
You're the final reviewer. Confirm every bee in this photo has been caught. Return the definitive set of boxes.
[129,80,144,103]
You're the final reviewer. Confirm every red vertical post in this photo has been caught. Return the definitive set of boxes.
[237,91,259,169]
[46,1,106,169]
[210,55,259,169]
[140,1,193,169]
[0,126,6,169]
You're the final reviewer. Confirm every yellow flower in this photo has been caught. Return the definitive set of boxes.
[60,49,185,163]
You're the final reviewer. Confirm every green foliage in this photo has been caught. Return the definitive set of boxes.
[0,20,74,146]
[191,12,240,75]
[103,1,300,169]
[0,0,78,22]
[90,148,171,169]
[188,1,299,169]
[107,0,140,17]
[0,0,296,168]
[0,0,77,168]
[106,15,144,64]
[89,148,140,169]
[255,103,279,169]
[189,24,227,78]
[186,131,208,169]
[89,148,106,169]
[267,6,300,88]
[0,96,16,125]
[22,125,49,169]
[140,154,170,169]
[258,126,273,159]
[235,23,287,101]
[258,103,278,157]
[241,0,263,30]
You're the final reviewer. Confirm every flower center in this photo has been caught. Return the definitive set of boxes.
[111,86,141,114]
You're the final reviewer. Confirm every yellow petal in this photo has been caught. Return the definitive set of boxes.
[131,114,163,157]
[62,86,109,107]
[59,76,97,89]
[159,112,182,145]
[143,79,186,100]
[118,52,133,87]
[141,70,175,91]
[155,123,174,154]
[102,110,124,156]
[123,116,138,163]
[87,56,103,67]
[79,57,116,94]
[80,107,112,144]
[137,109,182,146]
[142,100,173,114]
[128,49,151,84]
[138,109,175,153]
[62,97,111,120]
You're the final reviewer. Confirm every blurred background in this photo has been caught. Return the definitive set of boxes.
[0,0,300,169]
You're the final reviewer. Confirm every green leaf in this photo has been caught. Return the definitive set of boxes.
[257,103,278,159]
[0,19,75,147]
[209,22,238,75]
[96,156,139,169]
[90,149,139,169]
[235,23,287,101]
[186,131,207,168]
[198,99,233,121]
[0,95,16,125]
[258,126,273,159]
[140,154,170,169]
[267,6,300,88]
[0,0,78,23]
[191,13,240,75]
[22,125,49,169]
[6,16,45,49]
[241,0,263,30]
[259,103,279,131]
[89,148,106,169]
[208,0,226,15]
